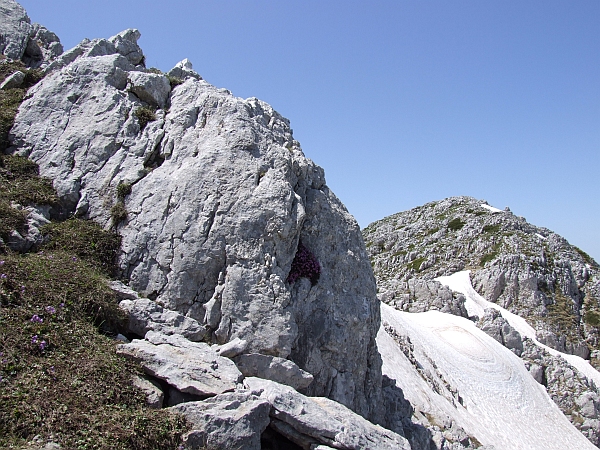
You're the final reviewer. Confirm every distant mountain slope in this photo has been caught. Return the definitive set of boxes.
[365,196,600,447]
[364,196,600,360]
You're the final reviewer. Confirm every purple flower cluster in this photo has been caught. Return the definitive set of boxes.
[30,314,43,323]
[31,335,47,350]
[287,241,321,286]
[45,306,56,314]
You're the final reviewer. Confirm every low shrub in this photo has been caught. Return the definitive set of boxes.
[110,202,128,227]
[585,311,600,327]
[166,75,183,88]
[447,218,465,231]
[407,256,426,271]
[134,106,157,131]
[40,219,121,276]
[116,181,132,201]
[482,224,501,234]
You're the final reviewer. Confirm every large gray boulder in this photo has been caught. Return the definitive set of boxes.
[233,353,314,390]
[245,377,411,450]
[0,0,31,60]
[9,30,383,420]
[116,331,242,397]
[477,308,523,356]
[170,391,271,450]
[119,297,209,341]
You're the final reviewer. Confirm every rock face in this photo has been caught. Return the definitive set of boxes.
[0,0,62,67]
[521,338,600,446]
[8,23,382,420]
[170,391,271,450]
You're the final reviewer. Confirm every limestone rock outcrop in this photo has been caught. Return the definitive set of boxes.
[116,331,243,398]
[170,391,271,450]
[0,0,62,67]
[245,377,411,450]
[8,22,383,420]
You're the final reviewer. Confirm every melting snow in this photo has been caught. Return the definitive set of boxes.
[379,303,597,449]
[435,270,600,388]
[480,203,503,213]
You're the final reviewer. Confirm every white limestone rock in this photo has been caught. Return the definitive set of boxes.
[213,337,248,358]
[24,23,62,68]
[0,70,24,89]
[10,33,383,420]
[119,298,209,341]
[245,377,411,450]
[167,58,201,81]
[477,308,523,356]
[127,71,171,108]
[170,391,271,450]
[108,29,144,66]
[4,204,50,252]
[132,374,164,408]
[0,0,31,60]
[109,280,139,300]
[116,331,242,397]
[233,353,314,390]
[0,0,62,66]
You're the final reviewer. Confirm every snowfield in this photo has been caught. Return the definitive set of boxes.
[379,304,597,449]
[435,271,600,388]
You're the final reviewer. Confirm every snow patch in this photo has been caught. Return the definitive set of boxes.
[379,304,597,449]
[435,270,600,388]
[480,203,503,213]
[535,233,547,240]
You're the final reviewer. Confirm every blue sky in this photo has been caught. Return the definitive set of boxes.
[19,1,600,261]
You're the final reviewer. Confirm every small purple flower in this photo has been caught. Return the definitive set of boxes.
[59,302,65,309]
[0,260,4,266]
[0,274,6,280]
[45,306,56,314]
[30,314,43,323]
[47,255,53,259]
[31,335,39,344]
[72,257,77,262]
[39,340,47,351]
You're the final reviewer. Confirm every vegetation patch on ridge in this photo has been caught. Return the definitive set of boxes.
[0,155,190,448]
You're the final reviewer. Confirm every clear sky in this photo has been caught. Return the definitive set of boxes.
[18,1,600,262]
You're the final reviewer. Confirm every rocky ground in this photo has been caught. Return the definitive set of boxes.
[4,0,600,447]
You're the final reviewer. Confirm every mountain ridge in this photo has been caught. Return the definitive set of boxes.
[2,0,600,448]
